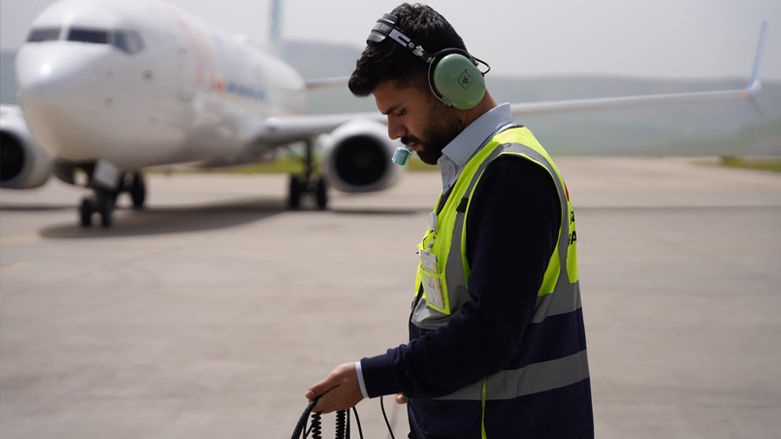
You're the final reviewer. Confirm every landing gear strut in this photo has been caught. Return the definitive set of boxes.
[287,140,328,210]
[79,171,146,228]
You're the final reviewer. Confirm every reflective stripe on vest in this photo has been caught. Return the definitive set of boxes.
[411,127,588,404]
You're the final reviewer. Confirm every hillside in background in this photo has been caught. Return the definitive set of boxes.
[286,40,781,156]
[2,41,779,155]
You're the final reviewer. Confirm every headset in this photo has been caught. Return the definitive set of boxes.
[369,13,491,166]
[367,13,491,111]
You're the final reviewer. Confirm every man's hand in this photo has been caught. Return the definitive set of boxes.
[395,393,407,404]
[306,362,364,414]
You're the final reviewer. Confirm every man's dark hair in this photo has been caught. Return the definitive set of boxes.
[348,3,467,97]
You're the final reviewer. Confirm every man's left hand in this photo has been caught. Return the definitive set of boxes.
[306,362,364,414]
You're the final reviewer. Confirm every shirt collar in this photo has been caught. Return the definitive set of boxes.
[436,103,514,190]
[440,103,513,167]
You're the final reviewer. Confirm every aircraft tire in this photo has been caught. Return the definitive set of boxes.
[99,196,114,228]
[315,176,328,210]
[131,173,146,209]
[80,198,94,227]
[289,175,303,209]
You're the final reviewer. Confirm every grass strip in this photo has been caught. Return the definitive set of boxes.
[153,155,438,174]
[719,157,781,173]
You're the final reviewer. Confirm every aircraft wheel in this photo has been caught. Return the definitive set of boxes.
[131,173,146,209]
[80,198,94,227]
[289,175,303,209]
[99,196,115,228]
[315,176,328,210]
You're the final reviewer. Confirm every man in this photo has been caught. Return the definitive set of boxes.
[306,4,593,438]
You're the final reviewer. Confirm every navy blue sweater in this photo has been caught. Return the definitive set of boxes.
[361,155,593,438]
[361,156,561,395]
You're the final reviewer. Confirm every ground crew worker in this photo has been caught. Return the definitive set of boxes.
[306,4,594,438]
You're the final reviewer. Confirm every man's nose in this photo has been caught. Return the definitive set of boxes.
[387,116,405,140]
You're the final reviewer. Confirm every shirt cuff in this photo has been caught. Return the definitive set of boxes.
[355,361,369,399]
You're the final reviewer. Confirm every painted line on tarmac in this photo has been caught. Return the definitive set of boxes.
[0,234,41,246]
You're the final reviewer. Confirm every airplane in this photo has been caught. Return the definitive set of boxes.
[0,0,767,228]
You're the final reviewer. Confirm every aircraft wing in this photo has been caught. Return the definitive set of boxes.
[255,20,766,146]
[305,76,352,92]
[250,111,384,146]
[509,81,760,116]
[255,80,760,146]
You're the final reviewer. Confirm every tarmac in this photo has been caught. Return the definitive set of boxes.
[1,157,780,439]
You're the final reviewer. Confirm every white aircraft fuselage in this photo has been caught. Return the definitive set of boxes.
[3,0,765,227]
[17,0,307,171]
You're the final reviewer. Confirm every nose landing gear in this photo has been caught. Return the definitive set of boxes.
[79,190,115,227]
[79,171,146,228]
[287,140,329,210]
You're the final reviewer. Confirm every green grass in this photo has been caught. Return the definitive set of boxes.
[719,157,781,173]
[162,154,439,174]
[218,156,307,174]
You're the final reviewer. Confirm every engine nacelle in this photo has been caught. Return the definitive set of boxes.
[320,119,403,193]
[0,105,53,189]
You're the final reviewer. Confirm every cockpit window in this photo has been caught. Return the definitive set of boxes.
[67,28,109,44]
[112,30,145,54]
[27,28,61,42]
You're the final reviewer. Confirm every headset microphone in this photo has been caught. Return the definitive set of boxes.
[392,146,412,166]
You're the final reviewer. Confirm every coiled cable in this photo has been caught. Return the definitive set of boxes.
[335,410,346,438]
[290,396,364,439]
[290,396,319,439]
[308,411,322,438]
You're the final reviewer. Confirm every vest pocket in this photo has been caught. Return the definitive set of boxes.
[418,263,450,315]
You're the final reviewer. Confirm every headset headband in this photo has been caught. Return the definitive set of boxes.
[367,13,490,73]
[366,12,491,110]
[367,13,435,63]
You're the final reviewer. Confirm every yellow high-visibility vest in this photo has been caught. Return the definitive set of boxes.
[412,126,588,437]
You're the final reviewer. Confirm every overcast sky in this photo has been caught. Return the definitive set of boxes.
[1,0,780,81]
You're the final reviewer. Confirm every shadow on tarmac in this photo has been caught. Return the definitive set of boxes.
[38,197,291,239]
[0,204,75,211]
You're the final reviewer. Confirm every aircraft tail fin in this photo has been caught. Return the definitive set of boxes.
[269,0,283,53]
[744,20,767,96]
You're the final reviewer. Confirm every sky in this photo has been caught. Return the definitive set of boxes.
[1,0,780,81]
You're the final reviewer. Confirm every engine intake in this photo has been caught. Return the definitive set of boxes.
[1,132,25,183]
[0,105,53,189]
[321,120,403,193]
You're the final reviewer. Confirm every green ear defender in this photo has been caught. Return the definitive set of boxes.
[429,49,486,110]
[367,13,490,111]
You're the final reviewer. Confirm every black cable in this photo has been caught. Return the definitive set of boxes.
[380,396,396,439]
[306,412,322,439]
[335,410,346,439]
[291,396,366,439]
[291,396,320,439]
[346,409,351,439]
[352,406,364,439]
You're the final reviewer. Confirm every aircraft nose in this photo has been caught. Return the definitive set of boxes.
[16,44,111,159]
[17,44,98,100]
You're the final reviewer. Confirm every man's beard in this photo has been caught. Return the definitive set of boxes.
[402,103,462,165]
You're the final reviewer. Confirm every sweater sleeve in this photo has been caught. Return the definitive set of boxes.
[360,156,562,398]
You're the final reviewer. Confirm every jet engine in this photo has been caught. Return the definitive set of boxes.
[320,119,403,193]
[0,105,53,189]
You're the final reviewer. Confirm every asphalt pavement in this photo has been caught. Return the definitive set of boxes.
[1,157,780,438]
